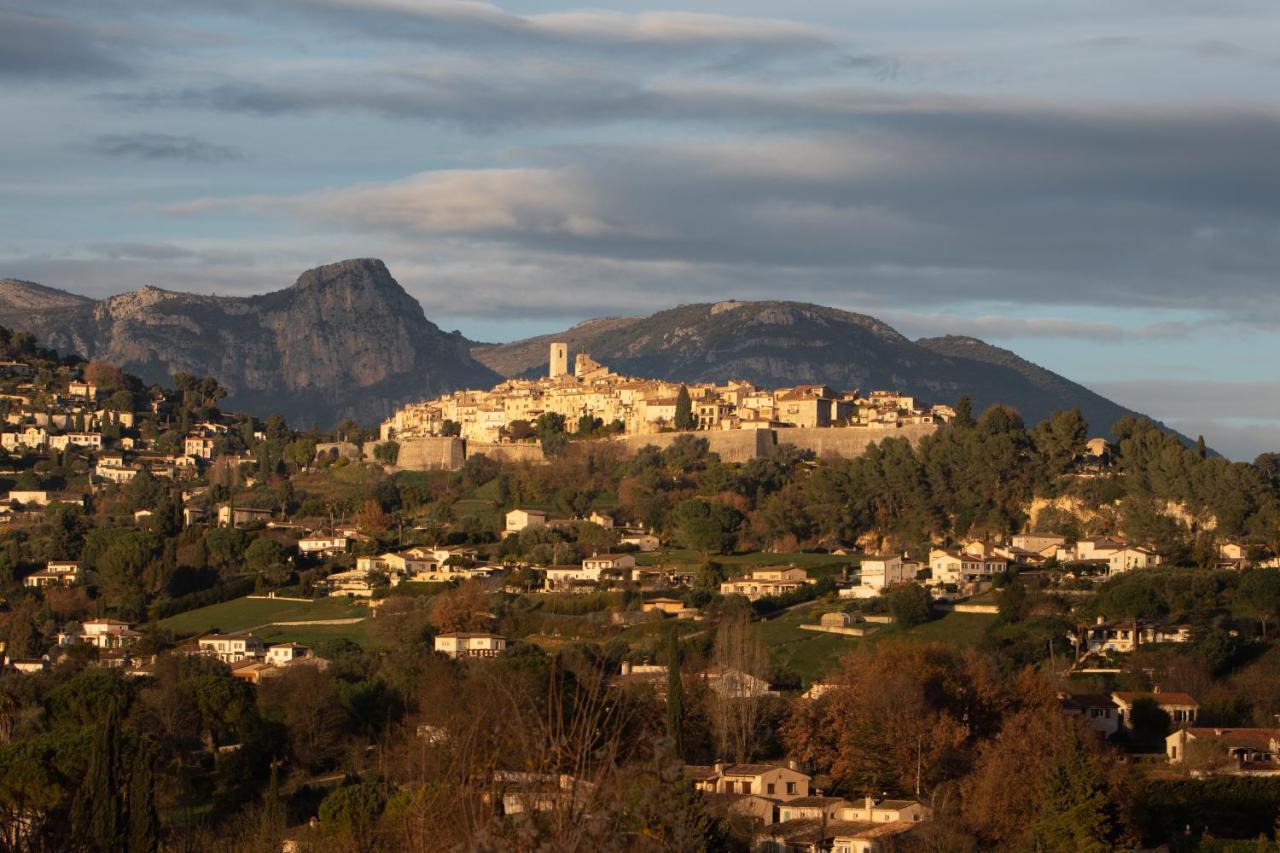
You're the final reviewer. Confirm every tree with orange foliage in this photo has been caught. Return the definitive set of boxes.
[781,643,1010,797]
[83,360,127,391]
[963,701,1132,851]
[428,581,494,634]
[354,498,389,532]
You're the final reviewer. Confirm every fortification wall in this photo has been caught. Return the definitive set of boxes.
[775,423,936,459]
[608,429,775,463]
[396,423,934,470]
[395,437,466,471]
[467,442,546,465]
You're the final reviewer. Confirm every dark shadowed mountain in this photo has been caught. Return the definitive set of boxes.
[0,259,500,427]
[472,300,1187,441]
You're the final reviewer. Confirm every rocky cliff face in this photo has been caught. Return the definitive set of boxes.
[474,300,1189,442]
[0,260,499,426]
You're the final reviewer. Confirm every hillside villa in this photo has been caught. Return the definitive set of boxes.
[720,567,812,601]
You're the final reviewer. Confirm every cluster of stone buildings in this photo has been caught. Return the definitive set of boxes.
[0,369,262,517]
[380,343,950,445]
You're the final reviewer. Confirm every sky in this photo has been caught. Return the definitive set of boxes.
[1,1,1278,459]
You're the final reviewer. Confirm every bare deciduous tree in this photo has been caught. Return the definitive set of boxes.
[709,608,771,764]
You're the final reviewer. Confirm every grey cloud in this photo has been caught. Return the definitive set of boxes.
[0,253,288,300]
[60,0,865,67]
[0,11,131,79]
[1085,378,1280,460]
[238,0,845,60]
[90,132,240,163]
[89,242,254,265]
[876,312,1195,343]
[155,98,1280,321]
[1090,379,1280,422]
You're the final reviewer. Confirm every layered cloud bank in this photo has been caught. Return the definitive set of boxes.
[2,0,1278,456]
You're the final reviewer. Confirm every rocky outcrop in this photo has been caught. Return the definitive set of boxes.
[0,260,499,427]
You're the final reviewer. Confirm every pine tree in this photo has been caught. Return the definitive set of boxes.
[663,624,685,759]
[1027,733,1113,852]
[674,385,694,430]
[953,395,975,429]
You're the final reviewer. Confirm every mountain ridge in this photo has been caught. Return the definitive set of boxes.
[0,263,1187,443]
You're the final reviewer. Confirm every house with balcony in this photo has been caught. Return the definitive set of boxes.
[720,567,812,601]
[1113,690,1199,730]
[197,633,265,664]
[24,561,87,588]
[58,619,141,650]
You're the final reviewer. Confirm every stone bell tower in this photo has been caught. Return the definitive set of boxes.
[549,342,569,378]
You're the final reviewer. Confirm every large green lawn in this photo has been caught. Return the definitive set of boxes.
[253,621,377,649]
[635,549,854,580]
[159,595,367,636]
[757,601,996,684]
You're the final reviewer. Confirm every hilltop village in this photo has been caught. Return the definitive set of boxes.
[380,342,950,455]
[5,325,1280,850]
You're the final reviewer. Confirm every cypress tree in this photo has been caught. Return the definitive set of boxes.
[674,385,694,431]
[663,624,685,759]
[260,761,286,842]
[71,703,124,852]
[126,742,159,853]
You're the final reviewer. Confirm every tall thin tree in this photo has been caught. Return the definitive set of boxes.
[663,624,686,759]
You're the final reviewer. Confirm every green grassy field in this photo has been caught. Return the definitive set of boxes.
[757,601,996,684]
[253,621,376,649]
[635,549,854,579]
[159,595,367,636]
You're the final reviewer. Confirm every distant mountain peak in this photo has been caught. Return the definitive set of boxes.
[292,258,391,290]
[0,260,498,427]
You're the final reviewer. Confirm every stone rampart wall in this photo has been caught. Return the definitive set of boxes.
[395,437,466,471]
[776,423,936,458]
[607,429,774,463]
[467,442,546,465]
